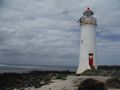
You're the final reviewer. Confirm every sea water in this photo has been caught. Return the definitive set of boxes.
[0,65,77,73]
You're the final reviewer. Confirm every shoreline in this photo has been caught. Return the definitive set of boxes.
[13,75,120,90]
[0,70,120,90]
[0,70,74,90]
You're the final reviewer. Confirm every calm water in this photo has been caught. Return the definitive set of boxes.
[0,65,77,73]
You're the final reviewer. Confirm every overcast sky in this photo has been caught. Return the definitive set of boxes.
[0,0,120,66]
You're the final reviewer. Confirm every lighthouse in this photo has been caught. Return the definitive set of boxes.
[76,8,97,74]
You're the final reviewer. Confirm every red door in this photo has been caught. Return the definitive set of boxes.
[89,53,93,66]
[89,53,95,69]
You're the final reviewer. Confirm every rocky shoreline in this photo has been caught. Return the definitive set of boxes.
[13,76,120,90]
[0,71,74,90]
[0,70,120,90]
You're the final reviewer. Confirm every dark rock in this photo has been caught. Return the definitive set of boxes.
[106,77,120,88]
[78,78,107,90]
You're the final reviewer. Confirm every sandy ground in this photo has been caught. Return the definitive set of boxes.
[17,76,120,90]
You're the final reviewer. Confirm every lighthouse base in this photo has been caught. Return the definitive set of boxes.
[76,65,97,75]
[76,65,91,75]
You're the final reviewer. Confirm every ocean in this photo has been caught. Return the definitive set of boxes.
[0,64,77,73]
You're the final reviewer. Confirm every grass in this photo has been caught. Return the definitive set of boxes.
[54,74,67,80]
[80,69,120,76]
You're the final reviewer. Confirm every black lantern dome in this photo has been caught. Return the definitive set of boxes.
[83,8,94,17]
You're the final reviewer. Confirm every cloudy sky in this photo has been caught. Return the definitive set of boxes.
[0,0,120,66]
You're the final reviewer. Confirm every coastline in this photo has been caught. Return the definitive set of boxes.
[13,75,120,90]
[0,70,120,90]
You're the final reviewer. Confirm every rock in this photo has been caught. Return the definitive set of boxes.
[106,77,120,89]
[78,78,107,90]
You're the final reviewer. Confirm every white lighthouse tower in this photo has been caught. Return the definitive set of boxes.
[76,8,97,74]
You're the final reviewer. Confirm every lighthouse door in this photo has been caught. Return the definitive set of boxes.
[89,53,95,70]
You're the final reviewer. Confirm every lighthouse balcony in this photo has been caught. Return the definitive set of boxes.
[80,17,97,25]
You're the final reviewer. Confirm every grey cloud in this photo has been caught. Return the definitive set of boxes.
[0,0,4,7]
[0,0,120,66]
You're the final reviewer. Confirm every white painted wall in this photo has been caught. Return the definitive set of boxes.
[77,24,97,74]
